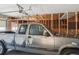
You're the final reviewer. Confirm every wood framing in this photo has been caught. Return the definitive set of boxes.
[75,12,78,36]
[58,13,60,34]
[51,14,53,30]
[67,12,68,35]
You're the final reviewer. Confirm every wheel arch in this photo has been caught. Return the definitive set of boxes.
[58,44,79,55]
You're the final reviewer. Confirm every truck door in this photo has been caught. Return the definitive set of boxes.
[27,24,54,50]
[15,25,28,47]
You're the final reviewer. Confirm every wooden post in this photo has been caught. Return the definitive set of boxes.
[51,14,53,30]
[75,12,78,36]
[67,12,69,35]
[28,15,29,22]
[58,13,60,34]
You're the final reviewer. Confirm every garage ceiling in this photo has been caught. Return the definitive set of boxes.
[0,4,79,17]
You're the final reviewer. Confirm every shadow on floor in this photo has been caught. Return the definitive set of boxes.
[5,50,40,55]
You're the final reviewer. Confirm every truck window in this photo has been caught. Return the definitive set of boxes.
[18,25,28,34]
[29,24,44,35]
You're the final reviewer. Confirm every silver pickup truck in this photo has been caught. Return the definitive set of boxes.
[0,22,79,55]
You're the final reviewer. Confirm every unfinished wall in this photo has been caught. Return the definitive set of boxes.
[7,11,79,37]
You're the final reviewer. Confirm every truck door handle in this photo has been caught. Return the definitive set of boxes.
[28,36,31,38]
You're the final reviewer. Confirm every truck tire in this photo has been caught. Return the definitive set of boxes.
[0,41,7,55]
[61,49,79,55]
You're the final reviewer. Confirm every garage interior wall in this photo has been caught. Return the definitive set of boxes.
[6,11,79,37]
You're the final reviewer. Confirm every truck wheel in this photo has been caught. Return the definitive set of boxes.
[0,41,7,55]
[61,49,79,55]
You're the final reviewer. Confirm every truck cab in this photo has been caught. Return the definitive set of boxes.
[15,23,54,51]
